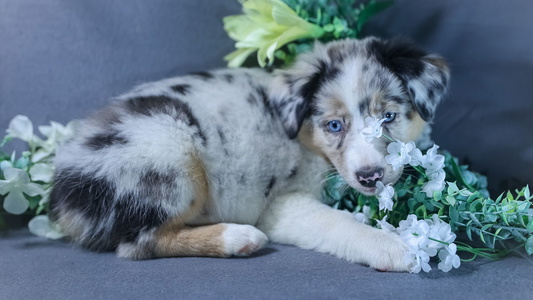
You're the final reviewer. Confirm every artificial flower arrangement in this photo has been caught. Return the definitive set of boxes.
[0,115,73,239]
[1,0,531,274]
[222,0,533,273]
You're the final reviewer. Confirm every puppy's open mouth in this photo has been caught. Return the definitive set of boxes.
[358,186,377,196]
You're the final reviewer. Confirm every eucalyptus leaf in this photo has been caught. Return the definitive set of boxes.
[525,236,533,255]
[445,195,456,206]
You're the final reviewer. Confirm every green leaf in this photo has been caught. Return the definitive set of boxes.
[429,199,444,209]
[459,189,474,197]
[14,156,30,169]
[526,236,533,255]
[466,224,473,240]
[493,227,502,247]
[523,185,531,200]
[424,200,434,211]
[517,201,530,212]
[415,205,427,219]
[527,218,533,233]
[446,195,456,206]
[480,224,493,234]
[495,192,504,203]
[511,229,526,242]
[469,199,483,213]
[447,181,459,194]
[449,206,459,223]
[486,212,497,223]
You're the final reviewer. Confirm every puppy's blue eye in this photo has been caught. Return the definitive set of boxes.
[327,120,343,132]
[383,112,396,123]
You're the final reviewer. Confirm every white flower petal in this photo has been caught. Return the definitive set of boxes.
[385,141,414,170]
[38,124,53,138]
[353,212,369,224]
[0,160,13,171]
[361,117,385,142]
[376,216,397,234]
[0,179,13,195]
[3,167,22,181]
[28,215,65,239]
[39,188,52,205]
[29,163,55,183]
[3,191,29,214]
[6,115,34,141]
[31,148,54,163]
[408,148,424,167]
[21,182,45,197]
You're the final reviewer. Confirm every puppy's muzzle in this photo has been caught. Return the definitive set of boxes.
[356,167,384,188]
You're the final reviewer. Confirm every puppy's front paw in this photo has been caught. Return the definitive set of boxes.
[222,224,268,257]
[366,231,410,272]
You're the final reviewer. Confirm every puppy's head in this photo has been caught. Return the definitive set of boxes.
[270,37,450,195]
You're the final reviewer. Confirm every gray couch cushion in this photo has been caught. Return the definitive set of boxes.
[2,229,533,299]
[1,1,532,299]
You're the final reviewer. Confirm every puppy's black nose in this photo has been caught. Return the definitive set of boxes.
[356,168,384,188]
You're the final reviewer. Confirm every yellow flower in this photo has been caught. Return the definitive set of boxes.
[224,0,324,67]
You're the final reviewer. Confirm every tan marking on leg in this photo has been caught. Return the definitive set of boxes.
[173,152,211,224]
[153,221,228,257]
[149,153,230,258]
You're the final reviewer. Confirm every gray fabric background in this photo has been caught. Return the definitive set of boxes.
[2,229,533,300]
[1,1,533,299]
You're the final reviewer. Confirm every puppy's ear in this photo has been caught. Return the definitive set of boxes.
[269,47,340,139]
[369,38,450,121]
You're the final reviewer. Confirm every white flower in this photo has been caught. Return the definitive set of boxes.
[0,160,13,171]
[6,115,38,143]
[421,144,445,173]
[397,214,419,233]
[28,215,65,240]
[375,216,397,234]
[399,216,436,256]
[427,215,456,246]
[38,120,77,145]
[32,120,77,163]
[29,163,55,183]
[385,141,415,170]
[437,243,461,272]
[375,181,394,211]
[361,117,385,142]
[404,247,432,273]
[385,214,460,273]
[422,169,446,197]
[408,147,424,167]
[0,167,45,214]
[353,205,372,224]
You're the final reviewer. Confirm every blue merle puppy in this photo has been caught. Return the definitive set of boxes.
[49,37,449,271]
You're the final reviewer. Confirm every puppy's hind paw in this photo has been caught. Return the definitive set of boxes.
[222,224,269,257]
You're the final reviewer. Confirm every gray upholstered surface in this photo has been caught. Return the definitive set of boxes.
[2,229,533,300]
[1,1,533,299]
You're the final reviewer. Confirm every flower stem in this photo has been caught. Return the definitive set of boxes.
[455,242,509,261]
